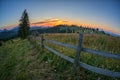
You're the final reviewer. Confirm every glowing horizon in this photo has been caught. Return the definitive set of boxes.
[0,0,120,34]
[0,18,119,34]
[31,18,120,34]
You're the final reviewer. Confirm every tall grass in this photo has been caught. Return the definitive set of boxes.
[0,33,120,80]
[0,39,36,80]
[43,33,120,80]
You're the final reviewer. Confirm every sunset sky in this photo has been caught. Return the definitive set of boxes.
[0,0,120,34]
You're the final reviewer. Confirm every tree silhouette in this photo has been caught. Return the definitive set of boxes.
[18,9,30,39]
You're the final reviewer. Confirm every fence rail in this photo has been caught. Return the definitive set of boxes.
[46,39,120,60]
[40,34,120,78]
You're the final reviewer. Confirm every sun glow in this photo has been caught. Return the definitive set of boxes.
[31,18,70,27]
[31,18,110,29]
[1,18,119,34]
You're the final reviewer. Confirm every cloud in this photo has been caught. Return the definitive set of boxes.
[46,19,68,22]
[32,19,68,26]
[32,21,46,24]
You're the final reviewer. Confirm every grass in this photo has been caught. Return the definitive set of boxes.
[43,33,120,79]
[0,39,41,80]
[0,33,120,80]
[0,39,33,80]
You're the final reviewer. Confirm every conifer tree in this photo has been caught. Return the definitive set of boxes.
[18,9,30,39]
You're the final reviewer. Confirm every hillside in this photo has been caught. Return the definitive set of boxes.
[0,33,120,80]
[1,24,120,41]
[0,25,104,40]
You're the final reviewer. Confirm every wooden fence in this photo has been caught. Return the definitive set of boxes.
[39,33,120,78]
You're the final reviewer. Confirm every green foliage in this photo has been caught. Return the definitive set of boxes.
[0,34,120,80]
[0,39,32,80]
[40,24,104,34]
[44,33,120,80]
[18,9,30,39]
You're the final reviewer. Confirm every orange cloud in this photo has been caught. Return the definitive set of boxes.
[31,19,69,26]
[1,18,119,34]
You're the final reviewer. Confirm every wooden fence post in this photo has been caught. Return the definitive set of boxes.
[73,33,83,73]
[41,35,44,47]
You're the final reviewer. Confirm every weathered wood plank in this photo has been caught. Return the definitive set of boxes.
[41,35,44,47]
[45,39,120,60]
[44,45,74,63]
[83,48,120,60]
[40,44,120,78]
[40,34,120,78]
[73,33,83,71]
[45,39,77,50]
[43,45,120,78]
[79,62,120,78]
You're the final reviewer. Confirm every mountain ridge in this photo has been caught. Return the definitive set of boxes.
[0,25,120,40]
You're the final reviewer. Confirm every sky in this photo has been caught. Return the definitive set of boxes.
[0,0,120,34]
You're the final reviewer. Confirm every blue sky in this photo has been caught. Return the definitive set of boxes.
[0,0,120,33]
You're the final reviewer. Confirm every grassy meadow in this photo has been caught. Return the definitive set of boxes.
[0,33,120,80]
[43,33,120,79]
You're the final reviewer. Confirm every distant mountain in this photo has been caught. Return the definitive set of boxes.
[0,30,18,40]
[103,30,120,38]
[0,30,2,32]
[10,26,19,31]
[0,26,49,40]
[0,25,119,40]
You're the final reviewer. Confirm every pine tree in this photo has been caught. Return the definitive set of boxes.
[18,9,30,39]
